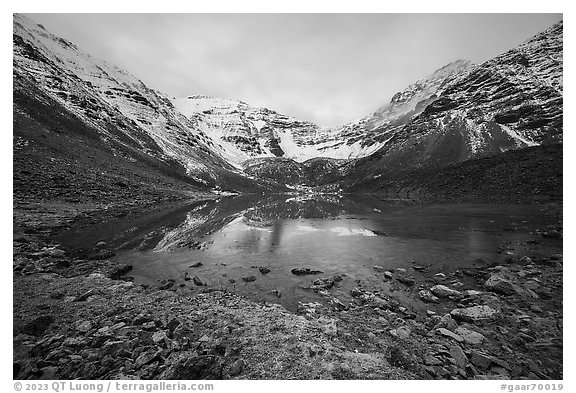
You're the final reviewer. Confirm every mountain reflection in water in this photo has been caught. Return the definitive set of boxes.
[59,194,560,312]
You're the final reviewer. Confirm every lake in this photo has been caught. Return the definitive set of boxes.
[57,194,562,312]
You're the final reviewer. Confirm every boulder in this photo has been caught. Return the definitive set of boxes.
[418,290,439,303]
[436,328,464,342]
[430,285,462,298]
[449,345,468,369]
[450,305,498,323]
[455,326,486,345]
[484,273,516,295]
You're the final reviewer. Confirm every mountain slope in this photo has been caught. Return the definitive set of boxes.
[341,20,563,189]
[13,14,269,194]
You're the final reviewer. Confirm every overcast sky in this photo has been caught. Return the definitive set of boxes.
[25,13,562,127]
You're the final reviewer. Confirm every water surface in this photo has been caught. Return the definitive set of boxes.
[67,194,561,312]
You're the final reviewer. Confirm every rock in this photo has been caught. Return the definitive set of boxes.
[449,345,467,369]
[21,315,54,336]
[396,275,415,286]
[450,305,498,323]
[133,314,153,325]
[159,354,223,379]
[435,273,447,280]
[258,267,270,274]
[73,290,94,302]
[311,277,336,291]
[228,359,244,376]
[463,290,483,297]
[455,326,486,345]
[192,276,205,286]
[62,337,88,348]
[435,314,458,331]
[269,289,281,298]
[424,355,442,366]
[350,287,364,298]
[430,285,462,298]
[331,298,348,311]
[190,262,203,268]
[374,265,385,273]
[390,326,411,340]
[152,330,167,344]
[184,272,191,281]
[228,279,236,284]
[108,264,132,279]
[484,272,516,295]
[470,351,492,369]
[436,328,464,342]
[413,265,426,271]
[518,256,533,265]
[291,268,323,275]
[76,320,92,333]
[39,366,59,380]
[384,271,393,279]
[241,275,256,282]
[159,279,175,290]
[319,318,338,336]
[135,349,161,369]
[418,289,439,303]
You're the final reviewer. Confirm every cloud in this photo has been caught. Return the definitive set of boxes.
[26,13,562,127]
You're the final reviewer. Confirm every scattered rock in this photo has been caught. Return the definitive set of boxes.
[450,305,498,323]
[436,328,464,342]
[470,351,492,370]
[430,285,462,298]
[484,271,517,295]
[455,326,486,345]
[449,345,467,369]
[152,330,167,344]
[291,268,323,275]
[396,275,415,286]
[258,267,270,274]
[159,279,175,290]
[390,326,411,340]
[418,289,439,303]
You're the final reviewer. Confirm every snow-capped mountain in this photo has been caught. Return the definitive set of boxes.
[171,60,478,165]
[13,14,264,190]
[342,20,563,189]
[14,13,562,193]
[172,95,321,165]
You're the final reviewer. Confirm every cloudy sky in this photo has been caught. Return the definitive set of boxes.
[26,13,562,127]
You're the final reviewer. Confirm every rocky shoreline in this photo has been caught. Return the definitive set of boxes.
[13,199,563,380]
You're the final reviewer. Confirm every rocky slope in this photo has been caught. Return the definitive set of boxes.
[342,21,563,188]
[13,14,269,193]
